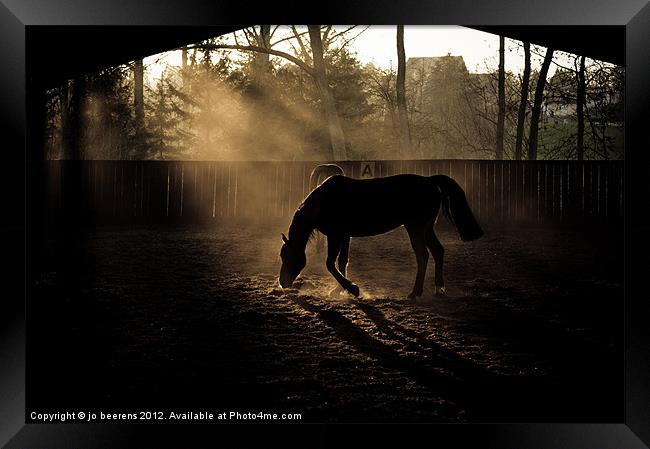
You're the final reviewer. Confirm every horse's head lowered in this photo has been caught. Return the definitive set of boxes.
[279,233,306,288]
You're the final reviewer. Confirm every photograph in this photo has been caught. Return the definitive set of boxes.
[25,24,625,424]
[1,1,649,445]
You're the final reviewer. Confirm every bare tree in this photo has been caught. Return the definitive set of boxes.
[576,54,586,160]
[365,65,398,146]
[307,25,347,159]
[515,42,531,160]
[181,47,188,69]
[496,36,505,159]
[66,76,86,160]
[245,25,272,91]
[133,59,145,157]
[59,80,70,159]
[191,25,358,159]
[396,25,411,154]
[528,47,554,160]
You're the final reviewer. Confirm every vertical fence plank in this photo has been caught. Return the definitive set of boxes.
[494,161,503,222]
[483,161,491,222]
[524,162,534,223]
[452,160,467,204]
[585,162,595,219]
[538,162,545,221]
[560,163,568,222]
[607,162,622,222]
[526,162,534,222]
[598,162,608,221]
[508,161,520,222]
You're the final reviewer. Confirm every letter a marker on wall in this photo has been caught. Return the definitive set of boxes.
[360,162,375,179]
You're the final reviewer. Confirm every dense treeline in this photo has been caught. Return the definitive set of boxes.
[44,26,624,161]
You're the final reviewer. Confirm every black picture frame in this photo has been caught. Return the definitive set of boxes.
[2,0,649,447]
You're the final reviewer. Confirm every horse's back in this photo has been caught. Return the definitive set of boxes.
[322,173,434,194]
[314,174,441,236]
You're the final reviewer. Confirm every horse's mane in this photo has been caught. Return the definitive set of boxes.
[289,203,316,244]
[290,172,342,245]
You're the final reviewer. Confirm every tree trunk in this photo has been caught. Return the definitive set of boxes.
[308,25,347,160]
[181,47,188,69]
[59,81,69,159]
[251,25,271,88]
[396,25,411,155]
[515,42,531,160]
[528,47,554,160]
[380,103,398,146]
[576,55,586,160]
[248,26,273,158]
[67,75,86,160]
[496,36,505,159]
[134,59,145,159]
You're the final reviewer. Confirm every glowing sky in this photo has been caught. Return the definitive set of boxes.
[144,25,575,83]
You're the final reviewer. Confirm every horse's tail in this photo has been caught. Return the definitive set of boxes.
[309,164,345,191]
[309,173,318,192]
[308,168,321,191]
[431,175,484,242]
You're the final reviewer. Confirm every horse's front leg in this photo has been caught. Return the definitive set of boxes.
[326,235,359,297]
[338,236,350,277]
[329,236,350,297]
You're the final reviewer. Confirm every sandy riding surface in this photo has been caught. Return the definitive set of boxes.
[30,221,623,422]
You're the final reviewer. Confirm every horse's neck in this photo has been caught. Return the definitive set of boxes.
[288,210,314,250]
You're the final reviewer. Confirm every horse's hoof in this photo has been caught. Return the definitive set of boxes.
[435,286,447,297]
[348,283,360,298]
[407,292,418,301]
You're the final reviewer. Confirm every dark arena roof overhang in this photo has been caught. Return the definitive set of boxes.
[467,26,624,66]
[28,25,624,91]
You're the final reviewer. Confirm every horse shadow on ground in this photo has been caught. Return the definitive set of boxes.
[289,294,618,422]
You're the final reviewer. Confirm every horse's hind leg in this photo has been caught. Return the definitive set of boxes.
[406,225,429,300]
[425,227,446,296]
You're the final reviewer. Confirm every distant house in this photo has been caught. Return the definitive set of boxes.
[405,55,473,111]
[406,55,494,103]
[403,54,497,158]
[544,87,622,124]
[543,69,623,124]
[406,55,469,82]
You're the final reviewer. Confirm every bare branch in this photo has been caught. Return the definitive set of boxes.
[271,28,309,46]
[322,26,333,52]
[290,26,312,64]
[188,43,315,77]
[324,25,358,45]
[328,26,370,59]
[242,27,255,47]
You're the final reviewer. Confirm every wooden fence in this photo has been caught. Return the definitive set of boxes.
[38,159,624,225]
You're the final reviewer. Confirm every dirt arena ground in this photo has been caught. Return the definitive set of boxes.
[29,220,623,423]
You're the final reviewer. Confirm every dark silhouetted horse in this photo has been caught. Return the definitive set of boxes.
[308,164,345,253]
[279,174,483,300]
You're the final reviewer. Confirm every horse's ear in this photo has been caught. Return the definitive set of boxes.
[281,233,288,244]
